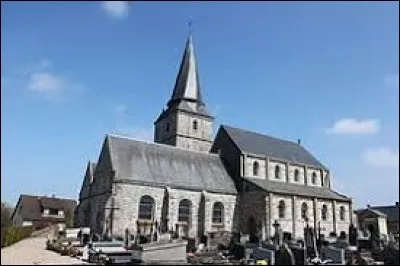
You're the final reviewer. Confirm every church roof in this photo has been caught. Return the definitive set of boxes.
[106,134,237,194]
[155,35,213,123]
[246,178,350,201]
[221,125,328,170]
[168,35,203,107]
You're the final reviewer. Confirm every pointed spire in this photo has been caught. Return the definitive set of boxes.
[168,33,204,108]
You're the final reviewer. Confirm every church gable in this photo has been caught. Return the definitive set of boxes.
[90,136,116,196]
[78,162,96,200]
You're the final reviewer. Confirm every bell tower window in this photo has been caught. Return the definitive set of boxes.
[193,120,198,131]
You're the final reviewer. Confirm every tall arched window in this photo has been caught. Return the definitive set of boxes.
[321,175,324,186]
[294,169,300,182]
[301,202,308,219]
[193,120,198,131]
[138,195,155,220]
[278,200,286,218]
[339,206,345,221]
[178,199,192,223]
[253,161,259,176]
[312,172,317,184]
[212,202,224,224]
[275,165,280,179]
[321,204,328,221]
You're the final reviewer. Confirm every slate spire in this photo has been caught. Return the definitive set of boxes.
[167,34,204,108]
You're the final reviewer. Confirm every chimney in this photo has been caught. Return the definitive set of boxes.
[367,204,371,209]
[297,139,301,145]
[396,202,399,207]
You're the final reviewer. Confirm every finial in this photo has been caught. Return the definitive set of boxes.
[188,16,194,36]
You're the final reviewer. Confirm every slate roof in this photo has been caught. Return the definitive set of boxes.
[246,178,350,201]
[155,35,213,123]
[357,204,399,222]
[168,35,204,107]
[107,134,237,194]
[355,208,387,218]
[222,125,328,170]
[11,194,77,222]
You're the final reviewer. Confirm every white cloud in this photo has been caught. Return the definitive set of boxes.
[327,118,380,135]
[363,147,399,168]
[27,72,66,93]
[384,73,399,88]
[101,1,129,19]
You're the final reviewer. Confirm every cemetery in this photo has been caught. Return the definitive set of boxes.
[42,216,399,265]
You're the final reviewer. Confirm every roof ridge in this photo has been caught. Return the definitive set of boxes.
[107,133,219,157]
[222,124,299,146]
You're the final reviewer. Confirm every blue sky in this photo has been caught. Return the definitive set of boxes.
[1,1,398,208]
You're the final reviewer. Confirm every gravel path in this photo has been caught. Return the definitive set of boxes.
[1,236,88,265]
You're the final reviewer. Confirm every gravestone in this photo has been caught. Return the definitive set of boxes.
[261,241,278,251]
[231,243,245,260]
[290,246,306,265]
[323,246,345,265]
[275,243,295,265]
[252,247,275,265]
[332,239,350,250]
[349,224,358,246]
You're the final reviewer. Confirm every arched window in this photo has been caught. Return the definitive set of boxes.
[193,120,198,131]
[294,169,300,182]
[339,206,345,221]
[253,161,259,176]
[212,202,224,224]
[138,195,155,220]
[275,165,280,179]
[278,200,286,219]
[312,172,317,184]
[321,175,325,186]
[301,202,308,219]
[178,199,192,223]
[322,204,328,221]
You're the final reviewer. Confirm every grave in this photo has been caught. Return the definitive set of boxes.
[130,239,188,264]
[252,247,275,265]
[275,243,295,265]
[323,246,345,265]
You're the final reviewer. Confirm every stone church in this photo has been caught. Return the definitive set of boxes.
[75,34,353,242]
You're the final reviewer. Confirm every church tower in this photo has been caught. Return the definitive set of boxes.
[154,35,214,152]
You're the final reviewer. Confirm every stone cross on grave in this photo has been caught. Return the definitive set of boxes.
[273,220,283,246]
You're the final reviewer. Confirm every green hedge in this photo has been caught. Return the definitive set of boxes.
[1,226,33,248]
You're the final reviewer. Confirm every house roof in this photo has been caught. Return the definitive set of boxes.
[11,194,77,222]
[245,177,350,201]
[106,134,237,195]
[221,125,328,170]
[357,204,399,222]
[355,208,387,218]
